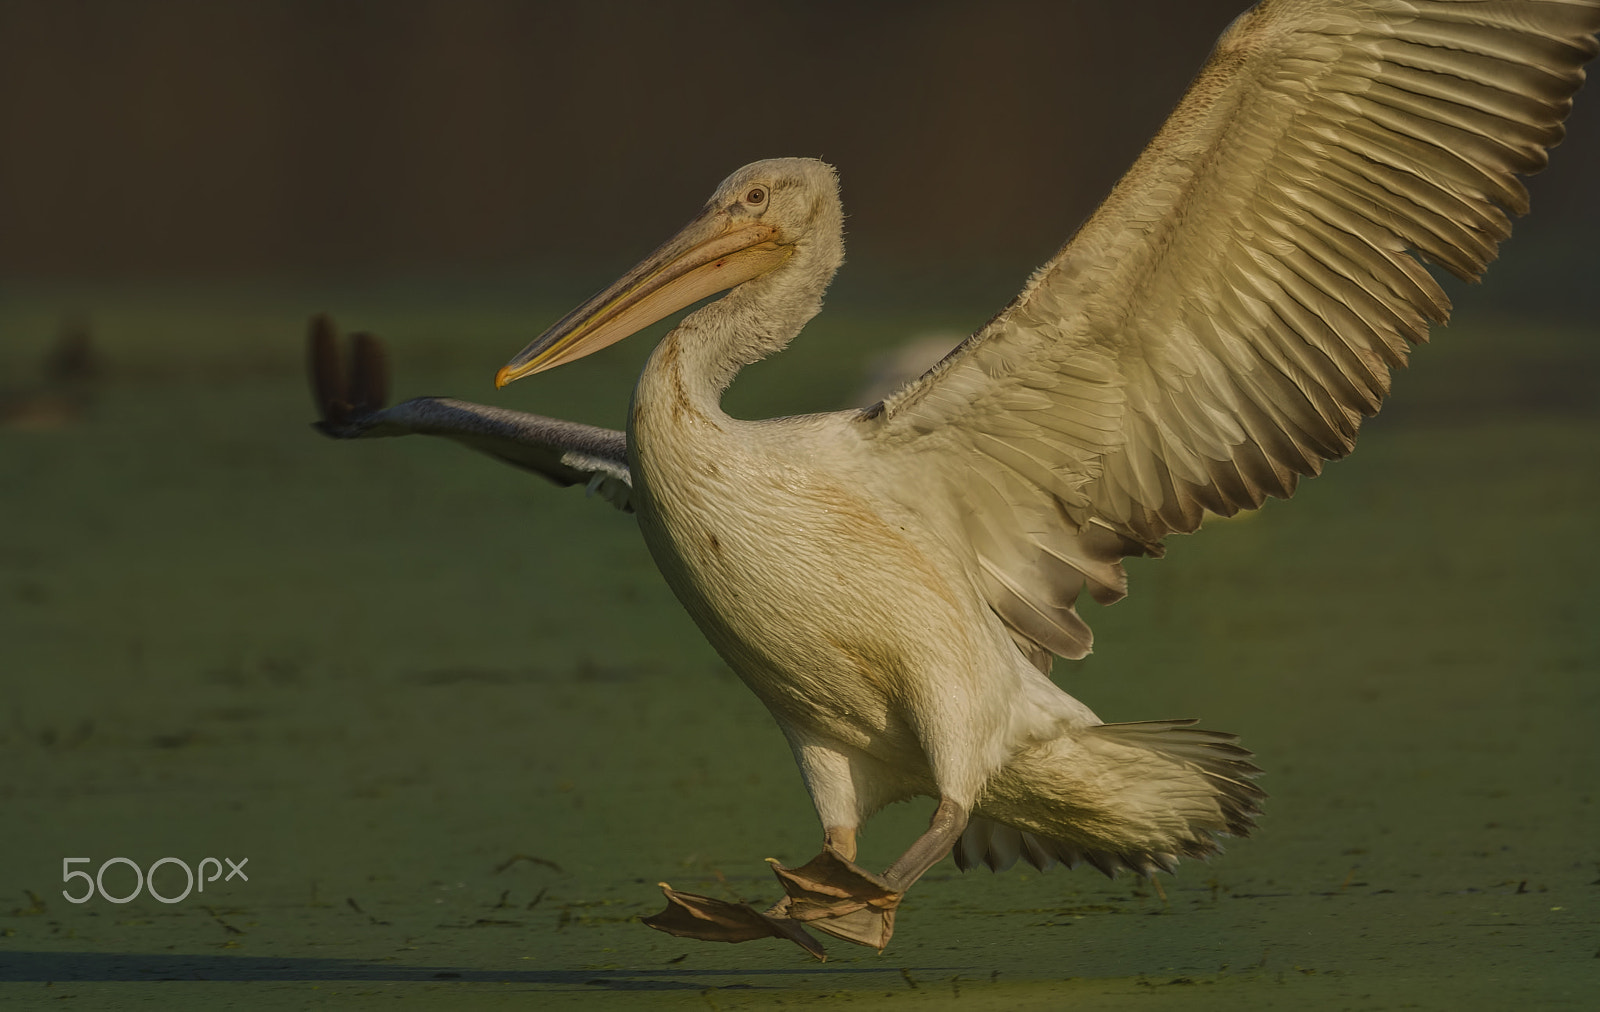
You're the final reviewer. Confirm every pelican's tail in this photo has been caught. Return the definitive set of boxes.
[958,719,1264,878]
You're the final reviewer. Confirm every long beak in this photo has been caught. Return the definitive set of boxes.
[496,215,792,388]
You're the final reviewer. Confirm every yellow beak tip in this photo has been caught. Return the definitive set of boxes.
[494,366,516,389]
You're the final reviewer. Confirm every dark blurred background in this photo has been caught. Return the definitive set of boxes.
[2,0,1596,299]
[3,6,1597,1000]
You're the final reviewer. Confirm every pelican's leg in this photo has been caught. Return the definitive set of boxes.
[822,824,857,861]
[767,797,969,949]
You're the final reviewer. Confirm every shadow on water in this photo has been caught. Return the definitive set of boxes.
[0,951,964,990]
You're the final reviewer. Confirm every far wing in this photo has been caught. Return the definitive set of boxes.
[863,0,1600,663]
[308,316,633,511]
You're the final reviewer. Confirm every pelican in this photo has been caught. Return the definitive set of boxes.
[310,0,1599,958]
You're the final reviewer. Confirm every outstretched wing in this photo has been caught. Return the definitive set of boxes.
[308,316,633,511]
[863,0,1599,664]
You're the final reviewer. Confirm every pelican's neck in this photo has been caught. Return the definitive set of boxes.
[645,226,844,416]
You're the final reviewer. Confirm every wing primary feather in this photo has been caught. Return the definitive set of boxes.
[1338,87,1551,179]
[1306,148,1496,280]
[1363,77,1561,162]
[1214,270,1359,455]
[1374,54,1575,126]
[1328,116,1529,214]
[1275,196,1445,355]
[1281,184,1452,317]
[1390,12,1599,73]
[1321,136,1512,248]
[1372,32,1589,94]
[1230,251,1389,414]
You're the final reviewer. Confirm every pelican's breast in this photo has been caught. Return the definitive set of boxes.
[628,394,977,754]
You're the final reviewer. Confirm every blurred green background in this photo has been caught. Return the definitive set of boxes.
[2,1,1597,1008]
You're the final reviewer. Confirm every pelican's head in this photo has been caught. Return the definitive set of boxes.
[496,157,841,387]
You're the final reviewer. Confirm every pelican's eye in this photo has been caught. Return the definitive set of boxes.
[744,186,767,206]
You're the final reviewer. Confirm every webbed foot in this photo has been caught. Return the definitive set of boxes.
[641,799,967,956]
[641,882,827,959]
[767,847,903,950]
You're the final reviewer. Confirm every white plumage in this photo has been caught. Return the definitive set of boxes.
[312,0,1599,958]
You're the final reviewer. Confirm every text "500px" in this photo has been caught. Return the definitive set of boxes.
[62,857,249,904]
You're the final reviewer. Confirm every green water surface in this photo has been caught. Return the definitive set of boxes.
[1,288,1596,1009]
